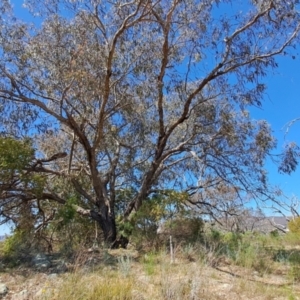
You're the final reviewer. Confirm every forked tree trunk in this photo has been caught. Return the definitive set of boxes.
[90,206,128,249]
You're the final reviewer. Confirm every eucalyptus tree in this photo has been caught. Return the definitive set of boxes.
[0,0,299,246]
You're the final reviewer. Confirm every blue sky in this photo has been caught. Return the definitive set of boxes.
[0,1,300,235]
[251,55,300,198]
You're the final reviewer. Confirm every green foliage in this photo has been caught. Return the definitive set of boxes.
[115,188,137,216]
[118,190,191,247]
[0,137,34,181]
[288,251,300,265]
[0,229,34,266]
[142,252,158,275]
[270,229,280,238]
[222,232,242,259]
[0,137,50,240]
[226,234,272,273]
[288,217,300,234]
[0,137,46,220]
[55,195,78,228]
[237,244,268,273]
[133,190,188,226]
[117,219,135,239]
[199,230,274,274]
[28,174,47,196]
[164,217,204,243]
[50,195,96,255]
[283,232,300,246]
[208,228,222,242]
[0,137,33,171]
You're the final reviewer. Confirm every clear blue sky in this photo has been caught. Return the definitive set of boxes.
[0,1,300,235]
[251,56,300,199]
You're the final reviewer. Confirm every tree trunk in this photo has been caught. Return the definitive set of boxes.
[90,209,116,243]
[90,206,128,249]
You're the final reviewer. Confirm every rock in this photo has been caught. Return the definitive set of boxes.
[0,283,8,297]
[32,253,52,270]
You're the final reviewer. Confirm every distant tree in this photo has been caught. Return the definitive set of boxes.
[0,0,300,247]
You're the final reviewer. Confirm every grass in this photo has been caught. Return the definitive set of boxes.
[143,251,159,275]
[35,249,300,300]
[42,273,134,300]
[1,230,300,299]
[117,255,132,277]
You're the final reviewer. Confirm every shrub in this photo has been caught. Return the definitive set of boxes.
[270,230,280,238]
[288,217,300,234]
[162,217,204,243]
[0,229,35,265]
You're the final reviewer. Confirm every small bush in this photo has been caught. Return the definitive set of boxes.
[117,255,132,277]
[283,232,300,246]
[270,230,280,238]
[288,217,300,234]
[0,229,35,266]
[222,232,242,260]
[142,252,158,275]
[160,217,204,243]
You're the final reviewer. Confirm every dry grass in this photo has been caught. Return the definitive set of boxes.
[2,232,300,299]
[25,250,299,300]
[41,273,134,300]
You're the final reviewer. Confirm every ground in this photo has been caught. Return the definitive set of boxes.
[0,247,300,300]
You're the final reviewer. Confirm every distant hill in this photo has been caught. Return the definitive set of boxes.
[215,215,291,233]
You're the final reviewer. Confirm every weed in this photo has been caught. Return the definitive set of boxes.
[181,243,198,262]
[117,255,132,277]
[142,252,158,275]
[159,267,187,299]
[288,264,300,282]
[288,294,298,300]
